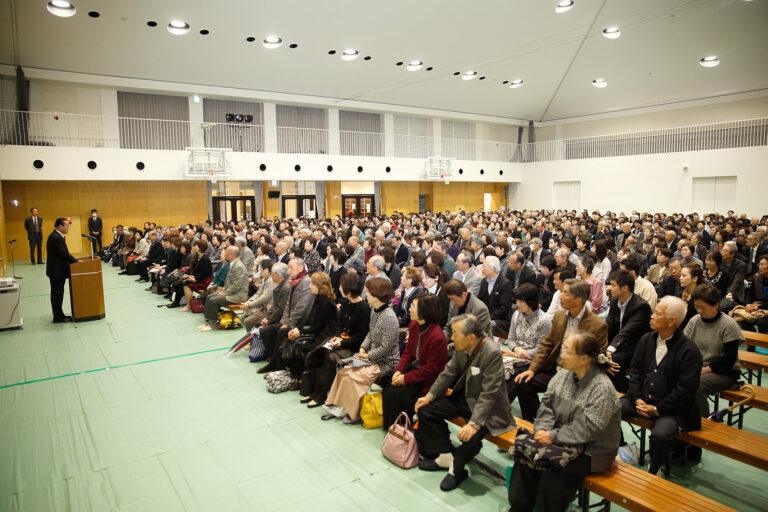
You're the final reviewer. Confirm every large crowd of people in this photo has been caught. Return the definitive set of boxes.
[101,208,768,511]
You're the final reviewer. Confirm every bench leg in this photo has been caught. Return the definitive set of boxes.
[579,489,611,512]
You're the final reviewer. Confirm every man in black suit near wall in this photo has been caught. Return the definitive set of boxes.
[24,207,44,264]
[88,209,103,256]
[46,218,79,323]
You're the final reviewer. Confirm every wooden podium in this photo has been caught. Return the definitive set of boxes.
[69,257,105,322]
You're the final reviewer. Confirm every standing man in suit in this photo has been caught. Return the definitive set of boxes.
[24,207,44,264]
[87,209,103,256]
[46,217,79,323]
[415,314,515,491]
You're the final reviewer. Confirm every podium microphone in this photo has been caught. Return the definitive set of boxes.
[81,234,95,240]
[8,239,16,243]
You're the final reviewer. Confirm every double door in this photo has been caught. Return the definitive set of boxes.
[212,196,255,223]
[342,195,375,218]
[282,195,317,219]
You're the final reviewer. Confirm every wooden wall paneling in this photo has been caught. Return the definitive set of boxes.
[325,181,341,219]
[263,181,280,218]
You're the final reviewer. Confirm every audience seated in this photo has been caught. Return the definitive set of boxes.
[199,245,249,330]
[240,259,275,331]
[619,254,658,310]
[452,251,481,295]
[393,266,423,327]
[577,253,604,314]
[508,331,620,512]
[323,277,400,423]
[679,263,703,329]
[382,294,447,430]
[477,256,514,333]
[721,241,747,304]
[415,314,515,492]
[621,296,703,475]
[443,279,492,343]
[167,240,212,309]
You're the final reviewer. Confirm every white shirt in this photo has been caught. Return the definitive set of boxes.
[545,290,562,321]
[656,334,672,365]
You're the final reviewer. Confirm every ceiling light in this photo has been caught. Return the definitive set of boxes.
[406,60,423,71]
[555,1,574,13]
[262,36,283,49]
[699,56,720,68]
[509,79,524,89]
[602,26,621,39]
[192,95,201,103]
[47,1,76,17]
[167,20,190,35]
[341,49,359,61]
[461,71,478,80]
[592,78,608,88]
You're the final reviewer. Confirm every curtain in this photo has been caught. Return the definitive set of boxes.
[373,181,382,216]
[203,99,263,152]
[339,110,383,156]
[314,181,326,220]
[252,181,264,220]
[117,92,190,150]
[276,105,328,154]
[441,120,476,160]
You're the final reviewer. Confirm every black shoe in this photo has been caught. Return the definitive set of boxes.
[38,261,44,264]
[307,401,323,409]
[31,262,36,265]
[137,279,149,283]
[166,303,180,309]
[321,414,337,421]
[686,446,702,463]
[163,293,173,299]
[53,316,73,323]
[418,459,448,472]
[300,397,312,404]
[118,272,127,275]
[256,365,274,374]
[440,470,468,492]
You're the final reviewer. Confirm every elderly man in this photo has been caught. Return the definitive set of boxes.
[349,235,365,261]
[415,314,515,491]
[506,251,537,290]
[432,240,457,275]
[554,248,577,274]
[240,259,278,331]
[199,246,250,332]
[365,254,390,284]
[742,233,768,276]
[470,236,484,266]
[452,250,481,296]
[721,241,747,304]
[477,256,514,333]
[621,296,703,475]
[443,279,492,343]
[257,258,313,374]
[514,279,608,420]
[274,241,290,264]
[529,237,550,274]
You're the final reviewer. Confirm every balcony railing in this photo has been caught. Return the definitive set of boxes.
[1,110,766,163]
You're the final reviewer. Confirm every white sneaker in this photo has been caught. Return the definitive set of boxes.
[198,325,213,332]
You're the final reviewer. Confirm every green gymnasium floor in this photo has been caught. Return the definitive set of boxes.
[1,262,765,511]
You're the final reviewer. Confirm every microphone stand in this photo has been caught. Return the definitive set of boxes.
[8,240,22,279]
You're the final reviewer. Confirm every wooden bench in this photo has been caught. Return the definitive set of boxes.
[717,384,768,428]
[625,416,768,472]
[739,350,768,386]
[445,417,737,512]
[743,330,768,351]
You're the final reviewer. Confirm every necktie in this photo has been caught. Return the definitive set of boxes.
[534,252,540,271]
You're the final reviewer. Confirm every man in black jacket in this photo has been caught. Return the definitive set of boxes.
[392,235,409,267]
[24,207,44,264]
[621,296,702,475]
[136,231,164,283]
[46,218,79,322]
[87,209,103,256]
[605,270,652,392]
[477,256,514,333]
[505,252,537,290]
[721,241,747,304]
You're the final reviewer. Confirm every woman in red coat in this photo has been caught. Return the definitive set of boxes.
[382,293,447,430]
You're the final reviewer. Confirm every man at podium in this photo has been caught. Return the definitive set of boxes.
[46,218,78,323]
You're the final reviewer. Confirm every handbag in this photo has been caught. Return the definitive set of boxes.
[217,310,242,330]
[189,297,204,313]
[360,391,383,429]
[510,427,583,470]
[265,370,297,393]
[381,411,419,469]
[248,329,266,362]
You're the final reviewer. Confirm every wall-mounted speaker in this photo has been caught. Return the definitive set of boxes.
[136,162,145,170]
[33,160,44,169]
[87,160,97,170]
[267,191,280,199]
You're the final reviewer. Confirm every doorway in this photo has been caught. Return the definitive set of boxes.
[212,196,255,223]
[342,195,375,218]
[282,195,317,219]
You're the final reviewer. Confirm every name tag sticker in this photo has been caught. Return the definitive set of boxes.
[470,366,480,376]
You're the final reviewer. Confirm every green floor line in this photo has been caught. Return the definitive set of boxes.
[0,346,229,389]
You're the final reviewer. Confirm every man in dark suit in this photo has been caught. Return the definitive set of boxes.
[87,209,103,256]
[477,256,514,333]
[605,270,652,392]
[742,233,768,276]
[505,252,537,290]
[721,241,747,304]
[528,237,551,274]
[24,207,44,264]
[312,231,326,259]
[392,235,409,267]
[46,218,79,323]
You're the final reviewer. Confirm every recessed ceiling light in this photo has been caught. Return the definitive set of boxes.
[328,50,336,55]
[699,56,720,68]
[192,95,201,103]
[199,29,209,35]
[167,20,190,35]
[363,56,371,61]
[592,78,608,88]
[406,60,423,71]
[289,43,298,48]
[147,20,157,27]
[262,36,283,49]
[87,11,99,18]
[555,1,574,13]
[509,79,524,89]
[426,67,433,71]
[46,1,76,17]
[602,26,621,39]
[461,71,478,80]
[341,49,359,61]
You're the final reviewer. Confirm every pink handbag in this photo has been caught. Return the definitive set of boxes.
[381,411,419,469]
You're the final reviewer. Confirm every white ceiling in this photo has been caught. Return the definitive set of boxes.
[1,0,767,122]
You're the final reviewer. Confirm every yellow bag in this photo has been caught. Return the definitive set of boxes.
[216,310,242,330]
[360,391,383,429]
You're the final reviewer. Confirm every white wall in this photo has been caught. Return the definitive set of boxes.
[517,146,768,217]
[0,145,523,184]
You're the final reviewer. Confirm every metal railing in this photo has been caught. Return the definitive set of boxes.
[1,110,766,163]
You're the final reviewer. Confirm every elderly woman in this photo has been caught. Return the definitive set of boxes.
[302,239,323,275]
[382,294,447,430]
[394,266,423,327]
[684,284,744,417]
[508,331,620,512]
[503,283,552,403]
[322,277,400,424]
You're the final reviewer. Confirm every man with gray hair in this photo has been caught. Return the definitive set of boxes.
[452,250,481,296]
[415,314,515,491]
[199,246,250,332]
[721,241,747,304]
[365,254,389,284]
[470,236,484,266]
[236,236,256,273]
[621,296,703,475]
[477,256,514,333]
[274,241,289,264]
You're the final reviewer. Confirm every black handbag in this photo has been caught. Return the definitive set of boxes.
[511,427,583,470]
